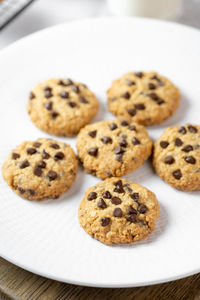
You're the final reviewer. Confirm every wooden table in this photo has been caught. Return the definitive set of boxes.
[0,257,199,300]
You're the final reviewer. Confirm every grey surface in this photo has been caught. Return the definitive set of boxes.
[0,0,199,50]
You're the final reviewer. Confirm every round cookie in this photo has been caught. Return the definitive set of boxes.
[107,71,180,126]
[2,138,78,201]
[153,124,200,191]
[27,78,99,136]
[76,119,152,179]
[79,177,159,245]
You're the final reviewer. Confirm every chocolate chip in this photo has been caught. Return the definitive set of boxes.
[12,153,20,160]
[103,191,112,199]
[101,217,110,227]
[37,160,46,168]
[58,79,73,86]
[111,196,122,205]
[184,156,196,164]
[44,89,53,98]
[47,170,58,181]
[121,120,129,126]
[54,152,65,161]
[188,125,197,133]
[34,167,43,177]
[129,125,137,131]
[101,136,112,144]
[135,72,143,78]
[135,103,145,110]
[132,137,140,145]
[126,79,136,86]
[122,92,130,99]
[128,205,137,215]
[110,123,118,130]
[124,184,133,193]
[130,192,139,201]
[151,75,160,81]
[157,98,165,105]
[164,156,175,164]
[148,93,159,100]
[29,92,35,99]
[68,101,77,108]
[27,189,35,196]
[114,146,125,155]
[160,141,169,149]
[138,204,147,214]
[72,85,79,93]
[127,108,137,116]
[119,139,128,147]
[178,126,187,134]
[172,169,182,180]
[88,130,97,138]
[44,86,52,91]
[33,142,41,148]
[114,180,125,193]
[88,147,98,157]
[127,214,137,223]
[113,208,122,217]
[60,91,69,99]
[51,111,59,119]
[97,198,107,209]
[50,143,60,149]
[115,154,123,162]
[20,160,30,169]
[182,145,193,153]
[42,150,50,159]
[27,148,37,155]
[175,138,183,147]
[18,187,25,194]
[45,101,53,110]
[79,97,89,104]
[88,192,97,201]
[148,83,156,90]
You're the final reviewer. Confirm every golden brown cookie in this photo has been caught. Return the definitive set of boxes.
[76,119,152,179]
[27,78,99,136]
[153,124,200,191]
[107,71,180,126]
[2,138,78,201]
[79,177,160,245]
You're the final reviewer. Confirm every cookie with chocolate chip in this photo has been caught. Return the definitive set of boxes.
[27,78,99,136]
[2,138,78,201]
[76,119,152,179]
[79,177,159,245]
[153,124,200,191]
[107,71,180,126]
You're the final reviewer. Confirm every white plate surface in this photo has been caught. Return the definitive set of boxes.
[0,17,200,288]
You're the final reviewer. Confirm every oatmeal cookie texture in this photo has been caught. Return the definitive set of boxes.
[76,119,152,179]
[153,124,200,191]
[79,177,159,245]
[2,138,78,201]
[27,78,99,136]
[107,71,180,126]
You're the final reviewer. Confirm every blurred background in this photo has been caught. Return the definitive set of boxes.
[0,0,200,49]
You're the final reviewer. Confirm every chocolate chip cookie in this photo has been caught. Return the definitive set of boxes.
[79,177,159,245]
[76,119,152,179]
[27,78,99,136]
[2,138,78,200]
[153,124,200,191]
[107,71,180,126]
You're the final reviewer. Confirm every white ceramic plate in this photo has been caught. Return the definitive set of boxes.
[0,17,200,288]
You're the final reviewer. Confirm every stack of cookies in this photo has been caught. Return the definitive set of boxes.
[2,72,199,245]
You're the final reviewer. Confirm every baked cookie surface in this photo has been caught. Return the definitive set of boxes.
[107,71,180,126]
[2,138,78,201]
[153,124,200,191]
[76,119,152,179]
[27,78,99,136]
[79,177,159,245]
